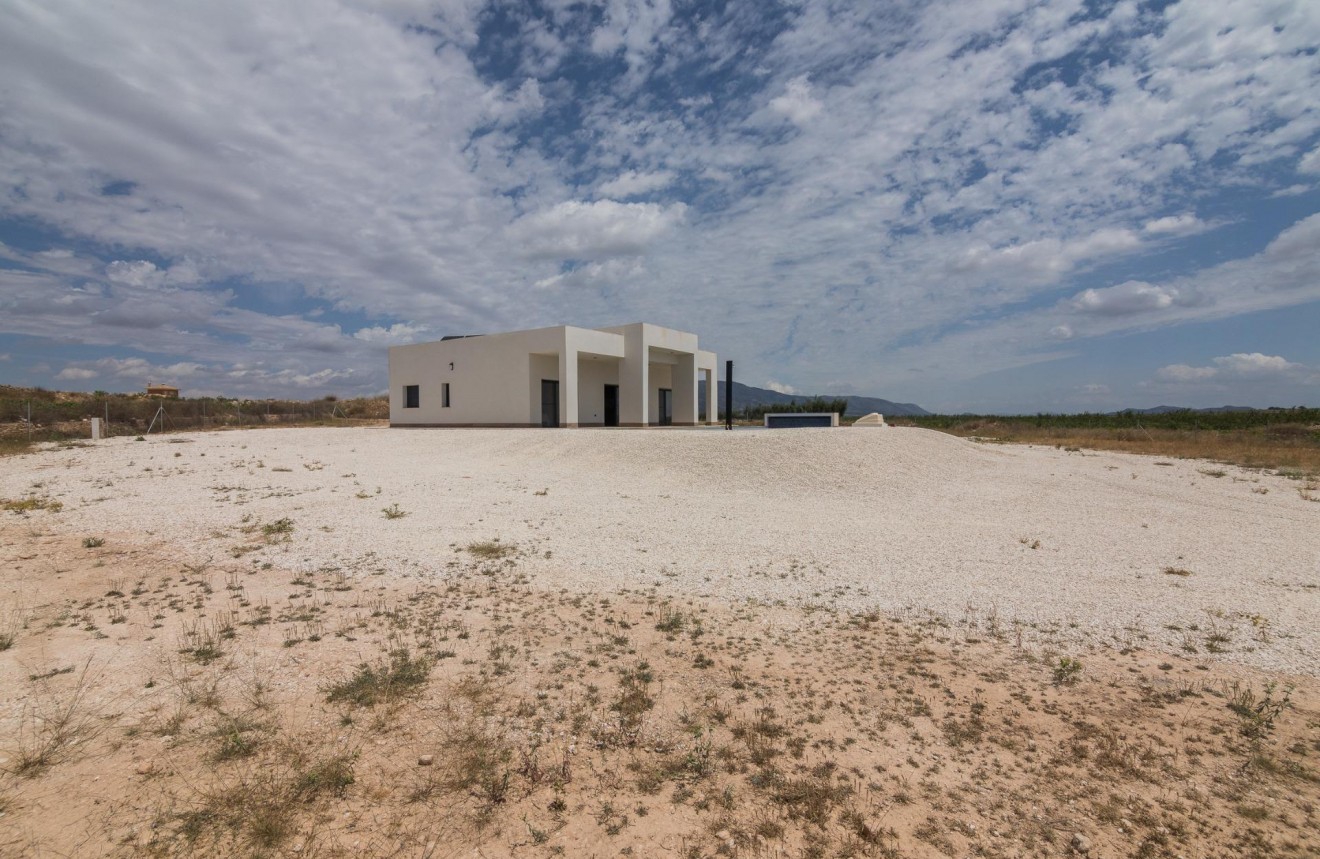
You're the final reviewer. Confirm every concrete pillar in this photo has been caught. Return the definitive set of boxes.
[619,334,648,427]
[558,348,579,428]
[90,418,101,441]
[674,352,697,426]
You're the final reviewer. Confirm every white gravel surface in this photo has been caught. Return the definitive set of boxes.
[4,426,1318,674]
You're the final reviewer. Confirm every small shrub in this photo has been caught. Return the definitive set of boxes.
[294,752,357,798]
[1162,566,1192,577]
[1226,681,1292,740]
[261,518,294,538]
[382,503,408,519]
[466,540,514,559]
[82,537,105,549]
[1052,657,1083,686]
[324,649,432,707]
[5,662,99,777]
[2,496,63,515]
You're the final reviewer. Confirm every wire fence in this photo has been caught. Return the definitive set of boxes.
[0,397,386,444]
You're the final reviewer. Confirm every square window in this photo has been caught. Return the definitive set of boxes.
[442,382,451,408]
[404,384,419,409]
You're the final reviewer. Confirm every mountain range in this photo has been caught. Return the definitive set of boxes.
[698,381,930,417]
[1116,405,1259,415]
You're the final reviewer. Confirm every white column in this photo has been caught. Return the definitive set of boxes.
[674,352,696,425]
[558,348,579,428]
[620,334,648,426]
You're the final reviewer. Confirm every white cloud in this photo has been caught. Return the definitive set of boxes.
[769,75,822,126]
[1143,214,1203,235]
[1080,383,1111,395]
[56,366,98,380]
[1299,146,1320,175]
[597,170,675,198]
[588,0,675,82]
[956,229,1143,281]
[106,260,162,287]
[1155,364,1219,383]
[509,200,686,260]
[352,323,427,344]
[764,380,797,395]
[1212,353,1302,377]
[1070,281,1178,316]
[1156,353,1306,384]
[533,258,644,290]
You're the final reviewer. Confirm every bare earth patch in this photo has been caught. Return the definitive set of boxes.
[1,428,1318,857]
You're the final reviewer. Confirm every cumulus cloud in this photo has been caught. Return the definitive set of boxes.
[105,260,163,287]
[764,380,798,395]
[1212,353,1303,376]
[56,366,98,380]
[1156,353,1306,383]
[769,76,822,126]
[1070,281,1179,316]
[510,200,686,260]
[352,323,428,344]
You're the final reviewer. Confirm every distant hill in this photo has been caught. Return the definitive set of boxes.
[698,381,929,417]
[1117,405,1259,415]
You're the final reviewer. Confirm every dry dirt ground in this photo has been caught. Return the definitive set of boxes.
[1,431,1319,858]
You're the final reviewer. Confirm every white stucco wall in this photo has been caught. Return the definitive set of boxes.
[576,357,622,425]
[390,327,566,425]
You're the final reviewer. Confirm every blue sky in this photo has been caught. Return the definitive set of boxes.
[1,0,1318,412]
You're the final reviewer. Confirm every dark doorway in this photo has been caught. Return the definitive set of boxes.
[541,379,559,427]
[603,384,619,427]
[658,388,673,426]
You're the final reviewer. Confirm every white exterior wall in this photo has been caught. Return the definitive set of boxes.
[576,357,622,425]
[390,326,565,426]
[389,322,715,428]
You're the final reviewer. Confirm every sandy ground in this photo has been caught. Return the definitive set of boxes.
[1,426,1317,675]
[1,426,1319,858]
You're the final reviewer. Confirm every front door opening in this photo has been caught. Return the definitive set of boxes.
[603,384,619,427]
[541,379,559,427]
[658,388,673,426]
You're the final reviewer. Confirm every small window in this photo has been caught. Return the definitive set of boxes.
[442,382,451,408]
[404,385,419,409]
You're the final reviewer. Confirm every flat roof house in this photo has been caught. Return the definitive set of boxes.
[389,323,718,428]
[145,383,179,399]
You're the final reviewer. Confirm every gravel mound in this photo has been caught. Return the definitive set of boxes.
[4,426,1317,674]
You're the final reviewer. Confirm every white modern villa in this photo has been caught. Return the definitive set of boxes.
[388,323,718,428]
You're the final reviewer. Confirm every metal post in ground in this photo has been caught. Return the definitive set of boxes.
[725,360,733,431]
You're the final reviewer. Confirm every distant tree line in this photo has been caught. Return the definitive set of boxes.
[900,407,1320,433]
[0,388,388,441]
[727,397,852,422]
